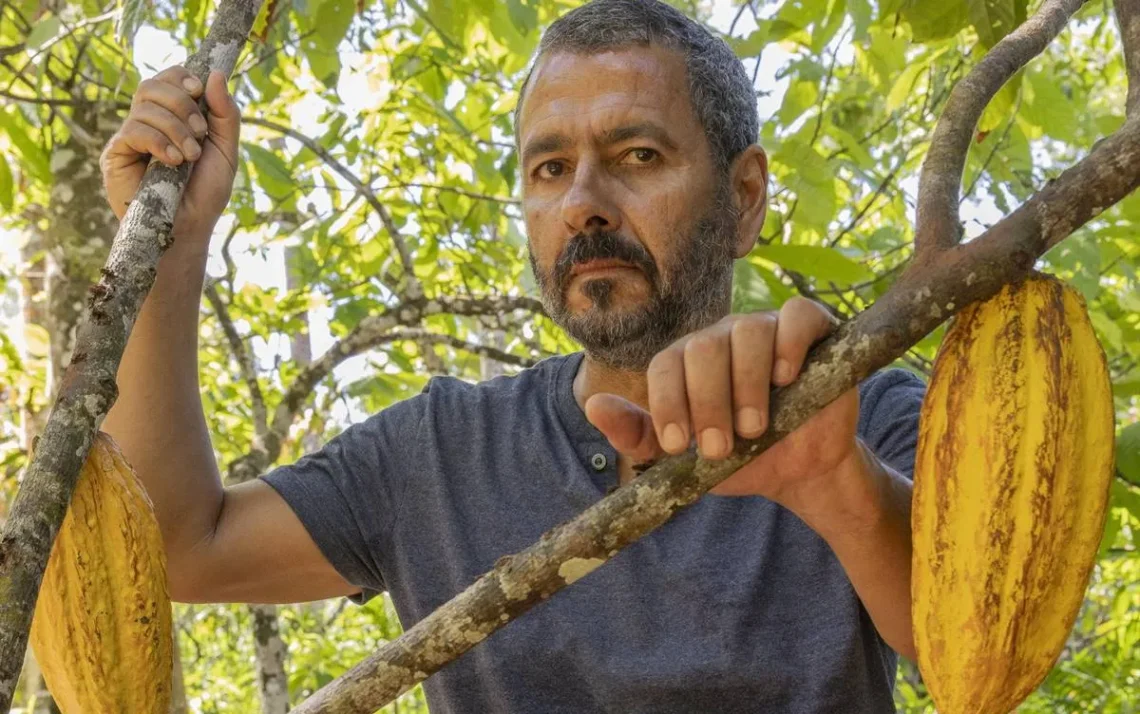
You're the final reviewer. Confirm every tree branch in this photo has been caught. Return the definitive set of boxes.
[243,115,423,298]
[1118,0,1140,114]
[0,1,263,707]
[393,329,538,369]
[224,293,544,483]
[203,284,269,438]
[914,0,1085,256]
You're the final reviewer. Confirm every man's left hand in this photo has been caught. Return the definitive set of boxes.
[585,297,860,508]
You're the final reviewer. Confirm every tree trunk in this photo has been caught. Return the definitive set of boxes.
[252,604,290,714]
[42,102,118,400]
[169,620,188,714]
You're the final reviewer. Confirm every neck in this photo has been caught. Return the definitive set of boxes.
[572,352,650,413]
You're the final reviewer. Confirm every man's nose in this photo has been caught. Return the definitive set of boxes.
[561,163,621,235]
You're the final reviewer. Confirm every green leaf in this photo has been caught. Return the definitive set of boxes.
[730,26,769,57]
[886,62,924,113]
[777,80,819,126]
[1118,422,1140,487]
[0,111,51,184]
[245,143,293,199]
[0,155,13,210]
[968,0,1019,49]
[314,0,355,52]
[751,244,873,284]
[506,0,538,35]
[25,15,60,50]
[901,0,969,42]
[1021,68,1079,143]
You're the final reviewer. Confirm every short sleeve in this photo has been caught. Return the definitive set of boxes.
[856,368,927,481]
[260,394,426,604]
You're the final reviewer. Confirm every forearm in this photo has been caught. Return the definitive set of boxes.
[794,440,917,660]
[101,225,224,562]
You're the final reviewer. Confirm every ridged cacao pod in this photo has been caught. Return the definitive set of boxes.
[30,432,173,714]
[911,273,1115,714]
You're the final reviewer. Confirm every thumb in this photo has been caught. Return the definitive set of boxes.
[202,70,240,165]
[584,394,664,466]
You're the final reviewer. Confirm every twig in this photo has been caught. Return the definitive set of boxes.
[914,0,1085,255]
[1118,0,1140,113]
[243,115,423,298]
[224,293,545,484]
[203,284,269,439]
[961,94,1024,204]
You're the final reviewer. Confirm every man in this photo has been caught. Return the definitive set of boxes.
[100,0,925,711]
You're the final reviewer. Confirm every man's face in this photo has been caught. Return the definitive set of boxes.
[518,45,740,371]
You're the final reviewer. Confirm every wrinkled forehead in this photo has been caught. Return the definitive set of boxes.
[516,46,702,150]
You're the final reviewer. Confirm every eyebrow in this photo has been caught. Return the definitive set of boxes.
[521,134,570,166]
[521,122,679,166]
[599,122,679,152]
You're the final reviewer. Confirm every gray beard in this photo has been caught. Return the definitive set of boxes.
[531,188,739,372]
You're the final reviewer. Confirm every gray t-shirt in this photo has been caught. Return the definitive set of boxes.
[263,352,926,713]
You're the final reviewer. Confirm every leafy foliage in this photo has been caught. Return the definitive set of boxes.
[0,0,1136,710]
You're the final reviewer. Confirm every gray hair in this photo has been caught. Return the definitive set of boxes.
[514,0,759,172]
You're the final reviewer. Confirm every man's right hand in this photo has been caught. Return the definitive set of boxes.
[101,65,241,240]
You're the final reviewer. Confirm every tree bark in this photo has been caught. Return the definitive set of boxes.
[0,1,262,707]
[169,620,188,714]
[16,234,55,714]
[252,605,290,714]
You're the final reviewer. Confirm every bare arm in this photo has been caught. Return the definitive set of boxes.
[99,65,358,604]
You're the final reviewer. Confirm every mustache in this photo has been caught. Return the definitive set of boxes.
[553,231,658,292]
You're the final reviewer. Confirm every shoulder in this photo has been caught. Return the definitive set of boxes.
[393,353,579,431]
[858,367,927,412]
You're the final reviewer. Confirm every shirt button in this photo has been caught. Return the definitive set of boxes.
[590,453,608,471]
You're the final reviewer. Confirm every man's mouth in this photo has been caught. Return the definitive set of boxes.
[570,259,640,278]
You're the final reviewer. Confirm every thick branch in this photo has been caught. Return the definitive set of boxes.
[1118,0,1140,114]
[290,114,1140,714]
[914,0,1085,255]
[243,115,423,298]
[0,2,262,708]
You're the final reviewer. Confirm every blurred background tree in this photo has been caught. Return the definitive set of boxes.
[0,0,1136,711]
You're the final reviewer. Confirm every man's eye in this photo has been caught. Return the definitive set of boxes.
[538,160,566,178]
[623,148,659,164]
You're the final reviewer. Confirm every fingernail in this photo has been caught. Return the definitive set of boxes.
[737,407,765,436]
[662,423,687,453]
[166,145,184,163]
[189,114,207,135]
[183,77,201,93]
[774,359,794,384]
[182,137,201,160]
[700,428,728,459]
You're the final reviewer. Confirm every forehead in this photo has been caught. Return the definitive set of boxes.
[517,45,702,148]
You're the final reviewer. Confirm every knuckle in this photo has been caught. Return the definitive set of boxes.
[683,332,721,360]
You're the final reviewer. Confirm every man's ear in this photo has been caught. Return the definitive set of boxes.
[730,144,769,259]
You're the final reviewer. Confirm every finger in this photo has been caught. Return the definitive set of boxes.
[730,313,777,438]
[202,71,241,163]
[152,65,204,98]
[772,297,838,386]
[585,394,663,465]
[107,120,185,167]
[646,346,691,455]
[132,102,201,162]
[134,77,206,138]
[682,324,734,460]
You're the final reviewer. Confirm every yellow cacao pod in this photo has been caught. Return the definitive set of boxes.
[30,432,173,714]
[912,273,1115,714]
